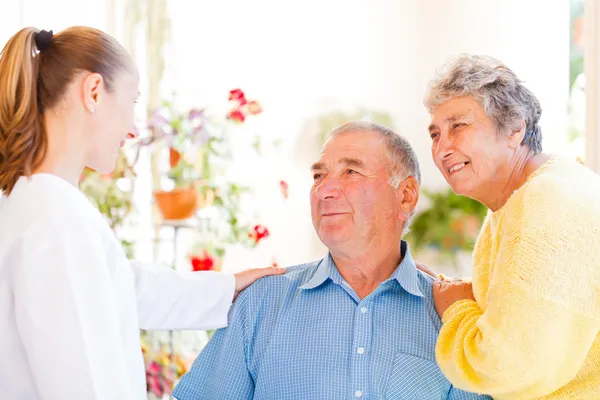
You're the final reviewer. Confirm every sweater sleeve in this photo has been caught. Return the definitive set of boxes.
[435,182,600,399]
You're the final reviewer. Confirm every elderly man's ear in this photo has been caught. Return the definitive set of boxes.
[397,176,419,222]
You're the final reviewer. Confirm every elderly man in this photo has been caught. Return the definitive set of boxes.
[173,122,490,400]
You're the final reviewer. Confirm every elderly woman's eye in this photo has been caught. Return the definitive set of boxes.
[430,132,440,139]
[452,123,466,129]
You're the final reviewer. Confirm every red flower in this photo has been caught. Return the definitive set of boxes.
[249,224,270,245]
[228,88,247,105]
[247,100,262,115]
[279,180,289,199]
[227,108,246,123]
[148,361,162,375]
[227,89,263,122]
[270,258,278,268]
[190,250,215,271]
[147,374,164,397]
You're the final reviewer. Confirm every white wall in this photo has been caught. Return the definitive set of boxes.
[0,2,23,45]
[0,0,572,273]
[414,0,571,158]
[164,0,571,271]
[0,0,108,40]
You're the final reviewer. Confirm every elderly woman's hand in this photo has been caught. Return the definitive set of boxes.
[432,277,476,318]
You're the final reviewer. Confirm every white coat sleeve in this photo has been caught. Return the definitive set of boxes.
[131,261,235,330]
[13,230,135,400]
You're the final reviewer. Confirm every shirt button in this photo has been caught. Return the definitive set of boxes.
[360,306,367,313]
[355,390,363,398]
[357,347,365,354]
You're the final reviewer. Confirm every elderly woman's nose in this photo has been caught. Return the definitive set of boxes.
[434,134,454,160]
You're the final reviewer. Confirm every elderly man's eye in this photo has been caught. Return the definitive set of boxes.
[429,132,440,140]
[452,123,466,130]
[313,173,323,181]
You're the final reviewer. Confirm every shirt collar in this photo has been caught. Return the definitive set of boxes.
[299,256,332,290]
[388,241,423,297]
[299,240,424,297]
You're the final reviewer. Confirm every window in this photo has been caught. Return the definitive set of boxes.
[584,0,600,172]
[568,0,586,163]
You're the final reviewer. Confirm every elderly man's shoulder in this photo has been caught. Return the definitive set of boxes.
[237,259,323,301]
[415,269,436,298]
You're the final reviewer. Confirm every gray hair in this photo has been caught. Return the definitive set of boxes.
[327,121,421,187]
[424,54,543,153]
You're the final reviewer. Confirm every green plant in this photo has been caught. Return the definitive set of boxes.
[148,102,212,189]
[79,151,135,258]
[406,188,488,267]
[139,89,270,263]
[212,182,251,244]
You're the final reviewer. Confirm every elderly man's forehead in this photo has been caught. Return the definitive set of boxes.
[321,129,385,150]
[310,156,367,172]
[313,133,388,170]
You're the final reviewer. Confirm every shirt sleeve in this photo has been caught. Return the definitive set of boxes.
[435,187,600,399]
[131,261,235,330]
[13,229,134,400]
[172,292,254,400]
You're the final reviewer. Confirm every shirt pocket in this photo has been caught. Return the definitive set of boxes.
[385,352,451,400]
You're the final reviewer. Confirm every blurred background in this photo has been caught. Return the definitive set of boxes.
[2,0,598,397]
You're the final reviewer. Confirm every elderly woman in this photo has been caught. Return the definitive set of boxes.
[425,54,600,399]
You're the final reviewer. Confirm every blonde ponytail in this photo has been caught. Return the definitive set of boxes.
[0,25,131,195]
[0,27,47,195]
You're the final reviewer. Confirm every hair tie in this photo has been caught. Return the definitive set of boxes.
[34,30,53,51]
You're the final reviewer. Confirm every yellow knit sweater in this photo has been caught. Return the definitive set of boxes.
[436,155,600,400]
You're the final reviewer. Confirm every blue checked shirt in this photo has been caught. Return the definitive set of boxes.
[174,241,491,400]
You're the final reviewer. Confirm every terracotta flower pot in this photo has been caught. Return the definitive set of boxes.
[153,187,197,220]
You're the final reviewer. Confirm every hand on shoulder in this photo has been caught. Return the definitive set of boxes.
[233,266,286,300]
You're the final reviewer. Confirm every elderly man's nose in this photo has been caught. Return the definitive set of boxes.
[316,177,342,200]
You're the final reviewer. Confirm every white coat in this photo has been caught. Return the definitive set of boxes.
[0,174,235,399]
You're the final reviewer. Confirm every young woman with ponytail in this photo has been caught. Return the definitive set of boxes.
[0,26,283,399]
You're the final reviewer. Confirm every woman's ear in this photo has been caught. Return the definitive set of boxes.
[81,72,104,114]
[508,119,526,149]
[397,176,419,222]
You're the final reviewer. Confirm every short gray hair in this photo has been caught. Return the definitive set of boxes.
[327,121,421,188]
[424,54,543,153]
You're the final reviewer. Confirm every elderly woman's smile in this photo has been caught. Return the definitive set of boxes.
[447,162,468,174]
[426,94,519,205]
